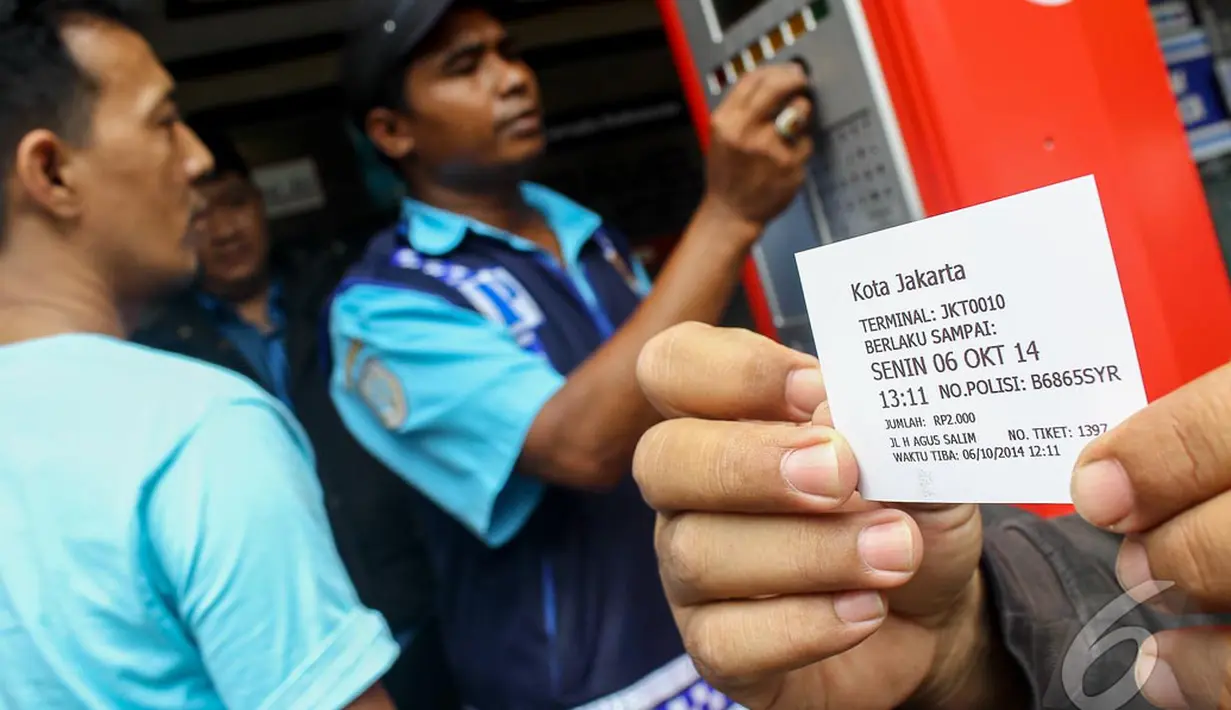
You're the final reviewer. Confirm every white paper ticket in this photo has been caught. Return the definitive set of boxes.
[794,175,1148,503]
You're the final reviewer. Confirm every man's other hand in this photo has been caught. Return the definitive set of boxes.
[1072,362,1231,709]
[704,64,815,231]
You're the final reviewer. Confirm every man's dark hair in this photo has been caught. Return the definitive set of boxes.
[0,0,140,230]
[186,117,249,182]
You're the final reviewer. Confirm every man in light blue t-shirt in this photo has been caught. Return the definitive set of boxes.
[0,2,400,708]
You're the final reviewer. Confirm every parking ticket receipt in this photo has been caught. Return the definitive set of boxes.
[795,175,1147,503]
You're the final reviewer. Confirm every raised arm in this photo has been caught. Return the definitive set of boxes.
[522,64,816,489]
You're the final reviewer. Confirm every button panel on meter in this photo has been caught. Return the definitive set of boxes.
[812,109,911,240]
[707,1,830,95]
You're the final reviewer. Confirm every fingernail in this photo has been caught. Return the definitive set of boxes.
[1116,537,1156,596]
[858,520,916,573]
[1071,459,1134,529]
[1136,636,1188,709]
[782,442,841,500]
[833,590,885,625]
[785,368,826,419]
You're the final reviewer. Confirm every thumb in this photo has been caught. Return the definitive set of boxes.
[1071,361,1231,533]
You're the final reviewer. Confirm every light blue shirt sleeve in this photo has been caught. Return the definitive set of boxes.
[329,284,564,548]
[146,399,400,710]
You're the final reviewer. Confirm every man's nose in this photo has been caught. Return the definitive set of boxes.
[497,57,533,97]
[199,212,240,243]
[181,123,214,182]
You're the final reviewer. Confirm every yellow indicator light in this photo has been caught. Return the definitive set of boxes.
[712,7,828,95]
[787,12,807,37]
[749,41,766,64]
[767,27,786,52]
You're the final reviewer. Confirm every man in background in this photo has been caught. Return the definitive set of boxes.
[133,120,459,708]
[329,0,817,706]
[0,1,398,706]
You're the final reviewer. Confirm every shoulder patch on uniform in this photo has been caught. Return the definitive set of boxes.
[356,357,408,430]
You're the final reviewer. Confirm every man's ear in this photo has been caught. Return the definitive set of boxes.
[365,107,416,162]
[13,129,83,220]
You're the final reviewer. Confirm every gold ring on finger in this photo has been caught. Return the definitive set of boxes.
[774,104,806,142]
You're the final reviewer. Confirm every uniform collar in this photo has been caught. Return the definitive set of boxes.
[401,182,603,265]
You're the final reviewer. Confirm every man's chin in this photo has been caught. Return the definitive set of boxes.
[513,133,547,161]
[442,142,548,190]
[494,141,547,180]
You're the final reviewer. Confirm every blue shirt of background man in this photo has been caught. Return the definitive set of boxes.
[0,334,399,709]
[196,282,293,408]
[328,183,651,545]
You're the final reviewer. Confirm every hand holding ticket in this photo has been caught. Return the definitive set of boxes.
[795,175,1148,503]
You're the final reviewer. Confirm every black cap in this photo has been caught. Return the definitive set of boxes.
[342,0,456,121]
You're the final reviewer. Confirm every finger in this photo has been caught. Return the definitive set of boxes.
[634,418,858,514]
[637,322,823,422]
[773,94,814,140]
[786,94,813,125]
[790,133,815,163]
[758,96,814,159]
[657,508,920,606]
[679,590,885,694]
[812,400,833,427]
[725,62,808,116]
[1117,491,1231,613]
[1136,627,1231,710]
[884,504,983,620]
[761,130,813,172]
[743,63,810,120]
[717,64,767,112]
[1071,362,1231,533]
[809,407,981,620]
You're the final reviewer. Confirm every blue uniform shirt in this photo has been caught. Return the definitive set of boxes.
[0,334,399,709]
[328,184,741,709]
[196,282,293,407]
